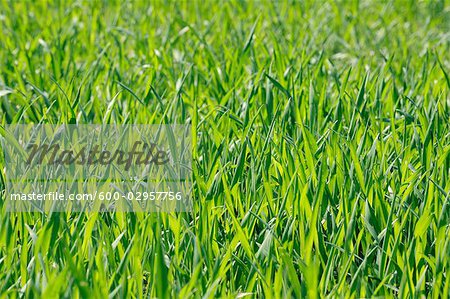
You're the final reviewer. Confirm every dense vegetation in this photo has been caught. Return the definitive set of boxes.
[0,1,449,298]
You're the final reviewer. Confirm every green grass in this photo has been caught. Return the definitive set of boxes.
[0,0,450,298]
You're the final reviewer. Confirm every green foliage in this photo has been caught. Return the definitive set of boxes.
[0,0,449,298]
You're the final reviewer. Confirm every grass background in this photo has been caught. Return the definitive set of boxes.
[0,0,449,297]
